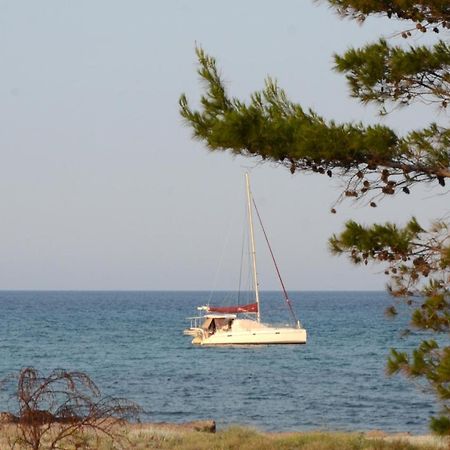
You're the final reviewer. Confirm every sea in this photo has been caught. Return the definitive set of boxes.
[0,290,437,434]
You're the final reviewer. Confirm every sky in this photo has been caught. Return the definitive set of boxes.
[0,1,447,290]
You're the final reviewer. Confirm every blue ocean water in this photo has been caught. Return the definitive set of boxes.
[0,290,437,433]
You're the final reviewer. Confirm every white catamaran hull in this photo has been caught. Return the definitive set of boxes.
[185,319,307,345]
[192,329,306,345]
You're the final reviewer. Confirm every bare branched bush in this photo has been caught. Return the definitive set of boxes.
[0,367,141,450]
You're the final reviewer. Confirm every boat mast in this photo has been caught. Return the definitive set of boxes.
[245,172,261,322]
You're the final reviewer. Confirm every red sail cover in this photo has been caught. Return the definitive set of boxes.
[207,302,258,314]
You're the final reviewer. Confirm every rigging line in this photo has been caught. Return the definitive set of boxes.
[237,196,247,306]
[246,243,252,305]
[247,209,253,305]
[243,199,253,305]
[252,198,299,326]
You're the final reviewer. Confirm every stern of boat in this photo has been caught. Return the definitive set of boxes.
[183,327,203,344]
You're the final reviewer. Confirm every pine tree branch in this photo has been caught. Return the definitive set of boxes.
[180,48,450,204]
[334,40,450,109]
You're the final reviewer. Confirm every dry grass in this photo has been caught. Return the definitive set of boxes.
[1,423,448,450]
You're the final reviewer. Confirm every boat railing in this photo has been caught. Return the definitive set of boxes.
[186,316,204,329]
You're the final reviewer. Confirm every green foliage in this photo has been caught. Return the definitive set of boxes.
[331,218,449,432]
[430,416,450,435]
[180,47,449,203]
[180,0,450,435]
[327,0,450,26]
[387,338,450,435]
[180,48,399,167]
[329,218,423,258]
[334,40,450,108]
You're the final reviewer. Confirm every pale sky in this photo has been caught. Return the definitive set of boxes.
[0,1,447,290]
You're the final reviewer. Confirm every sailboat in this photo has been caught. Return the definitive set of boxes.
[184,173,307,345]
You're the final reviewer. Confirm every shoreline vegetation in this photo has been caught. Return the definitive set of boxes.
[1,421,449,450]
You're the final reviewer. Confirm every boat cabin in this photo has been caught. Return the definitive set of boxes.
[185,314,237,334]
[201,314,235,335]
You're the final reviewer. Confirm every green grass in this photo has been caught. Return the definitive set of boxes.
[138,427,446,450]
[1,424,447,450]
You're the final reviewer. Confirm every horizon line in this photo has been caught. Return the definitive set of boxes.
[0,288,386,293]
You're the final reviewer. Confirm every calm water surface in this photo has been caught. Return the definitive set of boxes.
[0,291,436,433]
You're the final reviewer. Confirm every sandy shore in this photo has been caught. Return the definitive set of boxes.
[361,430,448,449]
